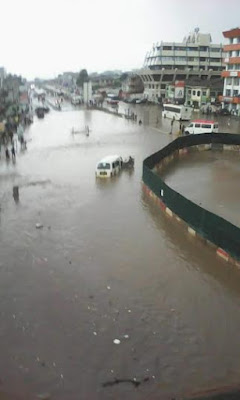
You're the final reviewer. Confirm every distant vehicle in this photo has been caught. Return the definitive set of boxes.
[136,98,147,104]
[71,96,82,105]
[106,98,119,105]
[95,155,122,178]
[184,119,219,135]
[162,104,192,120]
[219,108,231,116]
[35,107,45,118]
[122,156,134,169]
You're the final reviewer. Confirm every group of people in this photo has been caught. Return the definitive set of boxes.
[170,117,185,135]
[5,145,15,161]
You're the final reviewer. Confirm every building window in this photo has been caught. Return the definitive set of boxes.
[211,48,220,52]
[230,38,233,44]
[193,90,196,95]
[197,90,201,96]
[202,91,207,96]
[188,89,191,94]
[233,89,238,96]
[226,89,231,96]
[200,46,208,51]
[163,46,172,50]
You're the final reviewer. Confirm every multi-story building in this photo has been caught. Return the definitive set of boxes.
[185,78,223,109]
[220,27,240,115]
[139,28,225,103]
[121,74,144,95]
[0,67,6,88]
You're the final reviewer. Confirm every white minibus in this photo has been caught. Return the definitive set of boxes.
[162,104,192,121]
[184,120,219,135]
[95,155,122,178]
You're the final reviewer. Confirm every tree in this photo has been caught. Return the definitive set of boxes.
[76,69,89,87]
[120,73,128,82]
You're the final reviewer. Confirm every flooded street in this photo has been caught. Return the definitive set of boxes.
[2,106,240,399]
[161,150,240,227]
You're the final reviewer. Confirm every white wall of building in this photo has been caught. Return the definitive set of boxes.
[83,81,92,104]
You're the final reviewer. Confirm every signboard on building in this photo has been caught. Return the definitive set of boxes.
[175,81,185,99]
[230,71,238,77]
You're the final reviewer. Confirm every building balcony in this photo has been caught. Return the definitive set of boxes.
[222,70,240,77]
[223,44,240,52]
[226,57,240,64]
[219,95,240,104]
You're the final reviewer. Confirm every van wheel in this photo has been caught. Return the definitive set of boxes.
[185,131,189,135]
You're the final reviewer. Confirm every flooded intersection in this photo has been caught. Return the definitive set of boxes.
[1,107,240,399]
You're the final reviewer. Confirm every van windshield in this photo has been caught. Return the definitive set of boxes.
[98,163,111,170]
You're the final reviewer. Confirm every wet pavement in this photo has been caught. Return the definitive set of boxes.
[1,104,240,399]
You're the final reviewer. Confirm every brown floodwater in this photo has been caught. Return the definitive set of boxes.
[1,105,240,399]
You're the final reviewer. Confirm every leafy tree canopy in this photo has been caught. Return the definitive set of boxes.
[76,69,89,87]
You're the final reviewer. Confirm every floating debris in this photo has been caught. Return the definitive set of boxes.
[37,393,51,400]
[107,286,111,290]
[113,339,121,345]
[128,310,131,313]
[36,223,43,229]
[123,335,129,339]
[93,332,97,336]
[102,377,148,388]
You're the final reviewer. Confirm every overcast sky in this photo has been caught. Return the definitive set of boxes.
[2,0,240,80]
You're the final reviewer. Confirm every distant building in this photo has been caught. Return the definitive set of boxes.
[91,72,121,89]
[0,67,6,88]
[139,28,225,103]
[220,27,240,114]
[185,78,223,109]
[121,74,144,96]
[57,72,77,88]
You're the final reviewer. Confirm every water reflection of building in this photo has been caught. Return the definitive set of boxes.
[139,28,225,103]
[220,27,240,115]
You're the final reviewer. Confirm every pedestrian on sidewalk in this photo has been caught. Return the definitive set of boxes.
[11,144,16,159]
[5,148,10,161]
[170,118,174,134]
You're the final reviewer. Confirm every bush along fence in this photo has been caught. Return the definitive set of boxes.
[142,133,240,266]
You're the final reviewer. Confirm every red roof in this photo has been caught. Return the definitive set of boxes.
[192,119,216,124]
[223,28,240,38]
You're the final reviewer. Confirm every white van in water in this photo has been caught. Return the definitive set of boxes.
[96,155,122,178]
[184,119,219,135]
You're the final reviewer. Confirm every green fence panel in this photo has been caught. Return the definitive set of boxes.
[143,134,240,261]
